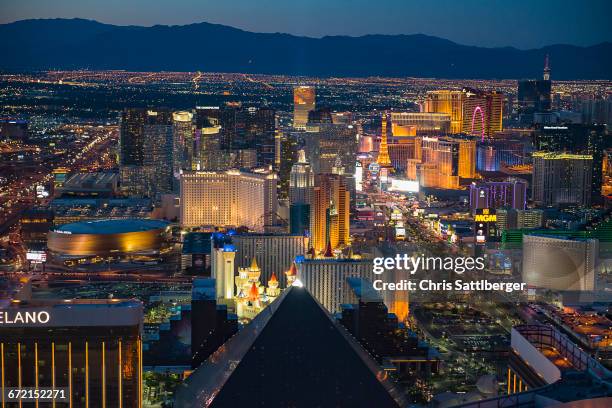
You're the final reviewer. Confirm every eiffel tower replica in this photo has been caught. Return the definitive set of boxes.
[377,111,394,176]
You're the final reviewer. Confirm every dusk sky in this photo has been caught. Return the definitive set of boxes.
[1,0,611,49]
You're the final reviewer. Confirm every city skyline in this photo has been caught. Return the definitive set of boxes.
[1,2,611,406]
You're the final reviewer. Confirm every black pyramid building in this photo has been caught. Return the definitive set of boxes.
[174,285,406,407]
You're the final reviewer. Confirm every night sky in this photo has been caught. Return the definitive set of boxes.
[1,0,611,49]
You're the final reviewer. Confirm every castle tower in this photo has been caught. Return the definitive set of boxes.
[285,262,297,286]
[267,273,281,298]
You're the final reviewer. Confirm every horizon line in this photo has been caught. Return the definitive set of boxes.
[2,17,611,51]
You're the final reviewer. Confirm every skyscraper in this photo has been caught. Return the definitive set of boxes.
[244,107,276,167]
[293,86,316,129]
[310,174,350,253]
[143,109,174,196]
[424,90,464,134]
[415,137,461,189]
[534,124,607,198]
[289,150,315,205]
[461,88,503,140]
[0,298,144,407]
[532,152,593,207]
[517,56,552,123]
[120,108,174,198]
[180,169,278,231]
[172,111,195,175]
[304,123,358,175]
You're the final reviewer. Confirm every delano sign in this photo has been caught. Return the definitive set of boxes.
[0,311,50,325]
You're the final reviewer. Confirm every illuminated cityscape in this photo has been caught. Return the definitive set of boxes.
[0,2,611,407]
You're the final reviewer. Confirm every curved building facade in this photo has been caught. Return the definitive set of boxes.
[48,219,171,256]
[522,235,598,291]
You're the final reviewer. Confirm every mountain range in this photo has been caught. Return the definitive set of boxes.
[0,18,610,79]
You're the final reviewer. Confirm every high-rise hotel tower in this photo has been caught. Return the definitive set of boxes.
[180,169,278,231]
[293,86,316,130]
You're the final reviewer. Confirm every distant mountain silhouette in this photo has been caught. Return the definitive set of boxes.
[1,18,610,79]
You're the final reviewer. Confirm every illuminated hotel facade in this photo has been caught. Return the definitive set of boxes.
[532,152,593,207]
[424,90,464,134]
[293,86,316,129]
[413,137,476,189]
[390,112,451,136]
[0,299,143,408]
[460,89,503,139]
[310,174,350,254]
[172,111,195,175]
[296,258,375,313]
[180,169,278,231]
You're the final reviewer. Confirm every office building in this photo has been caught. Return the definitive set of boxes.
[532,152,593,207]
[424,90,464,134]
[461,88,503,139]
[469,180,527,212]
[310,174,350,253]
[522,235,598,291]
[390,112,451,136]
[174,286,405,408]
[293,86,316,129]
[180,169,278,231]
[0,298,144,407]
[296,258,375,313]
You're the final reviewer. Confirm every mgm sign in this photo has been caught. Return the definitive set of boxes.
[474,208,497,242]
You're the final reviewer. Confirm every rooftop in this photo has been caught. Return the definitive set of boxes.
[53,218,169,234]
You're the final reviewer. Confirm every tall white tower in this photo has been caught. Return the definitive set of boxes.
[212,245,236,302]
